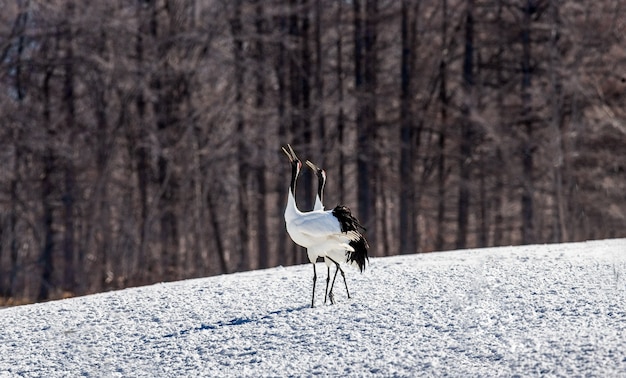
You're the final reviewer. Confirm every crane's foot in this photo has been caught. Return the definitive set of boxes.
[328,291,336,305]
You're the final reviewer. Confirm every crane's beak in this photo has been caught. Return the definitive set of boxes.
[282,144,299,163]
[306,160,323,173]
[305,161,325,180]
[281,146,292,162]
[305,160,319,171]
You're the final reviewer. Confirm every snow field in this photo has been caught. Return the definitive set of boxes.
[1,238,625,377]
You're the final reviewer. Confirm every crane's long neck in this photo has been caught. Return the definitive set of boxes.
[285,163,302,221]
[313,171,325,211]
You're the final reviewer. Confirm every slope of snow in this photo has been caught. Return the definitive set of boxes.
[1,239,626,377]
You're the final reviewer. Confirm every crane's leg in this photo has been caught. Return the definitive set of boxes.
[328,267,339,305]
[311,263,317,308]
[327,258,339,297]
[326,257,350,301]
[324,266,331,305]
[338,264,350,299]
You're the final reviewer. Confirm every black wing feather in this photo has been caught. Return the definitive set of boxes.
[332,205,369,272]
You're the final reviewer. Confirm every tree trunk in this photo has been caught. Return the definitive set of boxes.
[96,94,112,292]
[288,0,313,264]
[492,0,505,247]
[254,0,269,269]
[274,13,289,266]
[231,0,250,269]
[521,0,534,244]
[456,0,474,250]
[399,0,415,254]
[300,0,312,213]
[549,0,566,243]
[134,2,151,284]
[435,0,449,252]
[8,141,20,299]
[354,0,378,249]
[39,67,55,302]
[493,149,504,246]
[61,12,76,294]
[314,0,325,150]
[336,2,346,203]
[207,189,228,274]
[6,6,28,298]
[479,157,488,247]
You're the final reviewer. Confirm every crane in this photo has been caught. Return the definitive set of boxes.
[282,144,368,307]
[305,159,363,305]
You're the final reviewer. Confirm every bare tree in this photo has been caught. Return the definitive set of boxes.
[399,0,416,254]
[519,0,536,244]
[435,0,450,252]
[253,0,269,269]
[0,0,624,304]
[456,0,474,250]
[353,0,378,251]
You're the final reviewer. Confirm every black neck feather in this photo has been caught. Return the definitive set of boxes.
[290,163,299,194]
[317,172,325,204]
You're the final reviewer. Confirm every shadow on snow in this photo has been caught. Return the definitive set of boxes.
[162,305,308,338]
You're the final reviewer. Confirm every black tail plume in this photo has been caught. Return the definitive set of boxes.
[332,205,369,272]
[348,238,369,272]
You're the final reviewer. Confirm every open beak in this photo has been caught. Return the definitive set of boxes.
[282,144,298,163]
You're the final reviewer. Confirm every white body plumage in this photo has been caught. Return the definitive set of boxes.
[284,182,358,264]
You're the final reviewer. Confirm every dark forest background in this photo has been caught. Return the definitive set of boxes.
[1,0,624,304]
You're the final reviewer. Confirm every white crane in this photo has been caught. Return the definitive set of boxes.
[282,144,368,307]
[305,159,362,305]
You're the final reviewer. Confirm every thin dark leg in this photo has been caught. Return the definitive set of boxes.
[326,257,350,301]
[327,259,339,295]
[328,266,339,304]
[324,266,331,304]
[339,265,350,299]
[311,263,317,308]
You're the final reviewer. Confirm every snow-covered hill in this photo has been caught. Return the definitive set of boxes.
[1,239,626,377]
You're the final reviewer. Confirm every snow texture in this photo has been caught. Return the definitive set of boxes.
[1,239,626,377]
